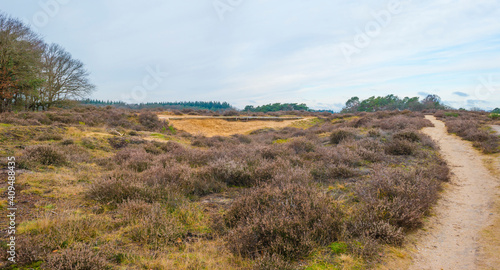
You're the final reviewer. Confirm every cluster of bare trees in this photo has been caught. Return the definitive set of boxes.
[0,13,94,112]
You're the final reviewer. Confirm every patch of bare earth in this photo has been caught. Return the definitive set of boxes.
[490,125,500,135]
[406,115,499,270]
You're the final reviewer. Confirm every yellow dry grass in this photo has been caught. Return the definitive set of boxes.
[163,117,312,137]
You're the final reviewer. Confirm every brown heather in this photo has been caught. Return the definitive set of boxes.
[0,108,454,269]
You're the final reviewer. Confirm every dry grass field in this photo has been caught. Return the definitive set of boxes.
[158,115,313,137]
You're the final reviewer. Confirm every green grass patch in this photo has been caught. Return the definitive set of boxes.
[329,242,348,254]
[272,138,290,144]
[444,112,459,117]
[489,113,500,120]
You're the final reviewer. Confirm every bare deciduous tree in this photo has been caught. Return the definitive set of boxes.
[39,43,95,109]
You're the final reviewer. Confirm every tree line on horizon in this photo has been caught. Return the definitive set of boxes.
[0,13,94,113]
[341,94,449,113]
[244,103,309,112]
[80,99,233,111]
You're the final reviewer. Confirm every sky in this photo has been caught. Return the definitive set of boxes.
[1,0,500,111]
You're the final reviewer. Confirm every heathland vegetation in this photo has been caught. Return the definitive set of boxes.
[1,107,457,269]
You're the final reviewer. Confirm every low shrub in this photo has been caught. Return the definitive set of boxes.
[61,139,74,145]
[206,158,253,187]
[36,133,63,141]
[127,203,185,250]
[392,129,421,142]
[22,145,67,166]
[385,139,416,155]
[225,183,343,261]
[88,171,164,204]
[330,129,356,144]
[355,166,440,231]
[138,111,164,131]
[108,136,129,149]
[375,115,433,131]
[43,243,110,270]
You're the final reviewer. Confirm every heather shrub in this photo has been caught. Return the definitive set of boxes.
[21,145,67,166]
[287,138,315,154]
[88,171,167,204]
[254,253,296,270]
[420,156,450,182]
[446,119,499,153]
[474,140,499,154]
[143,142,163,155]
[157,141,185,153]
[127,203,185,250]
[206,158,253,187]
[385,139,417,155]
[223,109,239,116]
[232,134,252,144]
[80,137,105,150]
[61,145,92,164]
[61,139,74,145]
[43,243,110,270]
[344,212,404,246]
[312,163,359,181]
[463,128,490,142]
[225,183,343,261]
[36,132,63,141]
[392,129,421,142]
[144,163,225,196]
[138,111,163,130]
[375,115,432,131]
[347,138,386,163]
[330,129,356,144]
[114,148,153,172]
[321,146,363,166]
[355,166,440,230]
[107,136,129,149]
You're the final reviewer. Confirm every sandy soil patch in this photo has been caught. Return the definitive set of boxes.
[160,117,310,137]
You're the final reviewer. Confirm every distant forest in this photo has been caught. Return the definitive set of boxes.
[341,94,449,113]
[244,103,310,112]
[80,99,233,111]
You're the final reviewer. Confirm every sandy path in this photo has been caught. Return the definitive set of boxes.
[490,125,500,135]
[407,116,499,269]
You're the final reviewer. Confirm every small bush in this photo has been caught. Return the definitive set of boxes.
[385,139,416,155]
[22,145,67,166]
[43,243,110,270]
[392,129,421,142]
[138,111,163,131]
[108,137,129,149]
[61,139,74,145]
[287,138,315,154]
[223,110,239,116]
[36,133,63,141]
[127,203,185,250]
[330,129,355,144]
[206,158,253,187]
[355,166,440,230]
[225,183,343,261]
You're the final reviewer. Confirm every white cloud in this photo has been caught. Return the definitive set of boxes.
[1,0,499,109]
